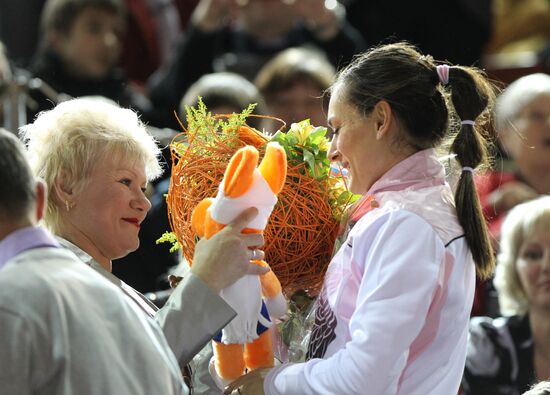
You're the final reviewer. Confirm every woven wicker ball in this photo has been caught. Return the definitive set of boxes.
[167,128,339,296]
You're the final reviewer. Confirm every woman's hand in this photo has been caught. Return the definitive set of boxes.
[191,207,269,292]
[223,368,272,394]
[292,0,342,40]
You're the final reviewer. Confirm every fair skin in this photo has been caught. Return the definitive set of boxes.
[267,80,327,128]
[516,226,550,380]
[192,0,339,41]
[327,85,416,195]
[493,94,550,213]
[54,150,268,291]
[54,154,150,272]
[48,7,125,80]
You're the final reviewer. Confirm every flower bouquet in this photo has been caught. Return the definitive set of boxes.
[160,100,358,296]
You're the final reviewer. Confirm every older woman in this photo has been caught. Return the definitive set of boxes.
[20,97,268,388]
[463,196,550,394]
[476,73,550,242]
[473,73,550,316]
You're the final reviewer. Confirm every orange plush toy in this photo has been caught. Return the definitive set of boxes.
[190,142,288,386]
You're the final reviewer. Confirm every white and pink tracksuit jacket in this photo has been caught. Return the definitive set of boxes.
[265,148,476,395]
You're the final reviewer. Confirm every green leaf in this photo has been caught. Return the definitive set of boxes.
[156,231,181,252]
[285,133,299,147]
[303,149,316,177]
[306,127,327,146]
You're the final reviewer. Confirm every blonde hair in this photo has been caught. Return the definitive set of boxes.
[20,97,161,232]
[494,196,550,315]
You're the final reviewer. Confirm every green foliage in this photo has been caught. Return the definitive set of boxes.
[270,119,360,219]
[156,231,180,253]
[184,98,256,145]
[270,119,331,181]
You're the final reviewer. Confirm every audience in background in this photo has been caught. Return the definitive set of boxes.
[28,0,153,121]
[148,0,365,126]
[463,196,550,394]
[472,72,550,318]
[180,71,267,129]
[486,0,550,57]
[476,73,550,244]
[255,47,334,132]
[120,0,200,87]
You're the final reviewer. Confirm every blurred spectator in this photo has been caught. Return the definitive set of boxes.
[462,196,550,395]
[148,0,365,127]
[476,73,550,244]
[481,0,550,84]
[120,0,200,87]
[180,71,267,130]
[28,0,153,121]
[255,46,334,131]
[486,0,550,56]
[473,73,550,318]
[344,0,491,66]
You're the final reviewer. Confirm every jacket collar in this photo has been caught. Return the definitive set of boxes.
[367,148,446,196]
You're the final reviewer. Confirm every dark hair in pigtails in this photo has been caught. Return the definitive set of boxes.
[447,67,497,279]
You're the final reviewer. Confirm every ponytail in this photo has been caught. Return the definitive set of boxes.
[446,66,497,279]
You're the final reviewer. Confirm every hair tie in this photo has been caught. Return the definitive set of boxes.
[436,65,450,85]
[462,166,474,173]
[460,120,475,126]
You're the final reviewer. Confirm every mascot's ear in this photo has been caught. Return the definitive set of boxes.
[258,142,287,194]
[191,198,214,237]
[223,145,259,198]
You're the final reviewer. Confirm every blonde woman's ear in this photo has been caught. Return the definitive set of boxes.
[52,174,74,210]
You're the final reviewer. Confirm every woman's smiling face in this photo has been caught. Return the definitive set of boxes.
[515,224,550,312]
[327,84,381,194]
[66,153,151,264]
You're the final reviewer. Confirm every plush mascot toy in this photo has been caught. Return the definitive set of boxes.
[190,142,288,386]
